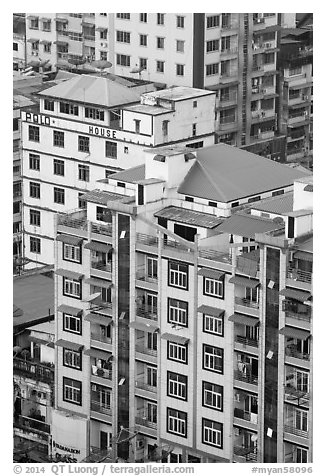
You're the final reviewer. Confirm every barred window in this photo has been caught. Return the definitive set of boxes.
[63,243,81,263]
[53,130,64,147]
[78,135,90,153]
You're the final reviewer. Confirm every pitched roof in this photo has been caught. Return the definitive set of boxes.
[109,165,145,184]
[250,193,294,215]
[217,213,284,238]
[178,144,310,203]
[38,74,141,107]
[80,189,125,205]
[154,206,223,229]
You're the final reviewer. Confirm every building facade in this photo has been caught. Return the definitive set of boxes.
[51,143,312,463]
[20,76,216,268]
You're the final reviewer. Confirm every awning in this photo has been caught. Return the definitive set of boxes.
[57,304,83,316]
[84,348,113,360]
[54,17,68,23]
[27,38,39,43]
[28,336,55,348]
[288,81,313,89]
[289,101,311,110]
[229,314,260,326]
[39,40,52,45]
[53,40,69,46]
[55,268,84,280]
[279,326,310,340]
[279,288,311,302]
[197,305,225,318]
[55,339,83,351]
[27,16,39,20]
[229,275,260,288]
[40,17,51,21]
[82,21,95,27]
[161,333,189,345]
[293,250,313,262]
[56,234,83,246]
[288,120,311,128]
[84,277,113,289]
[303,184,313,192]
[129,321,159,333]
[84,241,112,253]
[96,26,108,31]
[84,313,112,326]
[198,268,225,280]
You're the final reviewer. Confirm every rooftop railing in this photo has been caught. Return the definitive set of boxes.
[13,358,54,384]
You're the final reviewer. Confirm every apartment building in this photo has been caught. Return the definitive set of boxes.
[50,143,311,463]
[13,13,26,70]
[278,26,313,167]
[19,13,291,158]
[20,76,216,268]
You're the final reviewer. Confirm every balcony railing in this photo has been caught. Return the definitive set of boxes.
[233,445,258,461]
[284,309,311,322]
[91,366,113,380]
[220,91,237,102]
[90,399,112,415]
[283,424,308,439]
[284,386,309,404]
[136,268,158,284]
[135,345,157,357]
[221,47,238,55]
[91,332,112,345]
[235,335,259,348]
[220,114,236,124]
[135,415,157,429]
[91,222,112,237]
[91,261,112,273]
[135,380,157,393]
[287,267,312,284]
[57,210,87,230]
[13,358,54,384]
[199,248,232,263]
[136,233,158,248]
[234,408,258,423]
[235,296,259,309]
[136,305,158,321]
[163,238,191,252]
[234,370,258,385]
[14,415,50,435]
[285,347,310,361]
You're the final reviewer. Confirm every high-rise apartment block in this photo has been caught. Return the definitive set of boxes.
[50,143,312,463]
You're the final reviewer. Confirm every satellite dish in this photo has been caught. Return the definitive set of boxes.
[130,65,146,74]
[91,60,113,71]
[28,58,50,68]
[251,434,258,442]
[67,56,86,66]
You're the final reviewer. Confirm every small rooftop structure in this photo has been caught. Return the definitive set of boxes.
[154,206,223,229]
[250,193,294,215]
[142,86,215,102]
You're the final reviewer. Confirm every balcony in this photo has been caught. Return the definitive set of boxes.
[90,366,113,381]
[235,335,259,348]
[14,415,50,436]
[287,267,312,284]
[135,414,157,430]
[135,380,157,394]
[135,344,157,358]
[285,346,310,361]
[220,47,238,57]
[136,305,158,321]
[234,408,258,424]
[283,424,308,439]
[91,261,112,273]
[284,386,310,407]
[136,266,158,285]
[219,91,238,106]
[234,370,258,386]
[91,332,112,345]
[136,233,158,248]
[57,209,87,231]
[90,399,112,416]
[235,296,259,310]
[233,445,258,462]
[91,221,112,237]
[13,358,54,384]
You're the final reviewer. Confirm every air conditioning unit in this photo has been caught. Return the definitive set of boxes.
[234,393,241,402]
[32,51,39,56]
[91,384,97,391]
[262,88,267,93]
[264,42,272,48]
[302,95,308,100]
[234,427,241,436]
[258,13,264,18]
[100,42,108,48]
[136,439,145,449]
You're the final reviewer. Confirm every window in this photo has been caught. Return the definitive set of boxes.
[168,261,188,289]
[124,146,129,154]
[134,119,141,133]
[44,42,51,53]
[63,277,81,299]
[54,187,65,205]
[264,52,275,65]
[206,63,219,76]
[203,276,224,298]
[13,42,18,51]
[42,19,51,31]
[78,164,90,182]
[167,408,187,437]
[116,54,130,66]
[117,182,125,188]
[29,153,40,171]
[202,418,223,448]
[157,37,165,49]
[63,348,82,370]
[139,58,147,70]
[289,66,302,76]
[203,344,224,373]
[116,13,130,20]
[176,64,185,76]
[105,141,117,158]
[63,313,82,335]
[167,341,188,364]
[100,29,108,40]
[13,201,21,214]
[147,332,158,352]
[176,16,185,28]
[147,256,158,279]
[207,39,219,53]
[140,34,147,46]
[63,377,82,405]
[296,447,308,463]
[28,125,39,142]
[13,118,19,133]
[167,372,187,400]
[168,298,188,327]
[140,13,147,23]
[116,30,131,43]
[176,40,185,53]
[156,60,164,73]
[100,51,108,61]
[30,237,41,254]
[44,99,54,111]
[30,182,40,199]
[203,382,223,411]
[100,13,107,17]
[53,159,64,176]
[78,193,87,209]
[78,135,90,153]
[157,13,165,25]
[203,313,224,336]
[85,107,104,121]
[53,130,64,147]
[59,102,78,116]
[209,201,217,207]
[31,41,39,52]
[63,243,81,263]
[30,18,39,29]
[192,123,197,136]
[272,189,284,197]
[146,365,157,387]
[207,15,220,28]
[30,209,40,227]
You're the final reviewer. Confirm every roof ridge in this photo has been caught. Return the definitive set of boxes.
[197,158,229,202]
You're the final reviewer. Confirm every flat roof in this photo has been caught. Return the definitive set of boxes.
[178,143,310,203]
[27,321,55,335]
[142,86,215,102]
[145,145,196,156]
[154,206,223,229]
[217,213,284,238]
[123,104,171,115]
[13,273,54,329]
